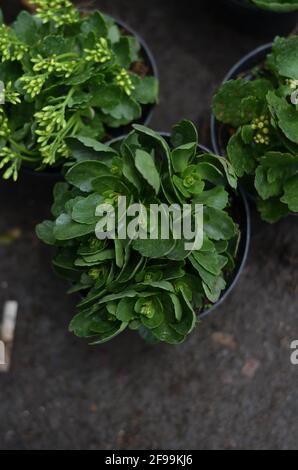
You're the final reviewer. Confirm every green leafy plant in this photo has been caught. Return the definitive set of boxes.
[0,1,158,181]
[212,36,298,223]
[36,120,242,345]
[246,0,298,12]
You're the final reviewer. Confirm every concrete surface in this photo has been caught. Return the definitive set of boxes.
[0,0,297,450]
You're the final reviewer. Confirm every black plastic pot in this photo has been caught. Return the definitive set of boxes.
[108,132,251,320]
[217,0,298,36]
[211,43,272,158]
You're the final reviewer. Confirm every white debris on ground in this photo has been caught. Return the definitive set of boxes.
[0,301,18,372]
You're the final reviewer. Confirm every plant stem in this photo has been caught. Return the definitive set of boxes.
[9,139,38,160]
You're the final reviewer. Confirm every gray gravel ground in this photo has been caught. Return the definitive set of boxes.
[0,0,298,451]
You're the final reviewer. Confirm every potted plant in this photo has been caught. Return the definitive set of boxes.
[0,0,159,181]
[36,120,250,345]
[217,0,298,36]
[212,35,298,223]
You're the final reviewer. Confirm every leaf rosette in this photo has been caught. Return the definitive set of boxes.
[36,120,242,345]
[212,35,298,222]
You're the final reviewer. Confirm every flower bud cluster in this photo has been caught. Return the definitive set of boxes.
[115,69,135,96]
[0,25,28,62]
[35,104,69,164]
[251,115,270,145]
[0,147,19,181]
[30,0,80,26]
[20,74,47,98]
[0,109,11,138]
[31,55,78,79]
[84,38,113,64]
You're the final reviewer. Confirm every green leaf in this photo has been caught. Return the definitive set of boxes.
[107,22,120,44]
[227,130,257,178]
[260,152,298,182]
[135,297,165,329]
[132,76,159,104]
[200,153,238,189]
[66,161,111,192]
[171,120,198,148]
[51,183,72,218]
[281,175,298,212]
[72,193,103,224]
[68,91,91,108]
[114,239,124,268]
[269,36,298,78]
[192,250,228,276]
[90,84,121,109]
[66,138,106,163]
[113,37,134,68]
[116,298,136,322]
[39,35,74,56]
[189,257,226,303]
[90,321,128,344]
[81,11,108,37]
[73,136,118,157]
[70,308,128,344]
[139,280,175,292]
[204,207,236,241]
[151,321,185,344]
[212,78,272,127]
[253,0,298,12]
[52,248,77,271]
[133,124,172,167]
[241,124,254,144]
[76,249,114,266]
[255,165,283,200]
[138,325,160,343]
[195,162,225,186]
[36,221,56,245]
[54,214,95,240]
[257,197,289,223]
[13,11,39,45]
[135,149,161,193]
[170,293,197,335]
[121,143,142,192]
[166,240,191,261]
[91,175,129,194]
[267,91,298,144]
[171,142,197,173]
[132,239,176,258]
[98,290,140,305]
[169,294,183,321]
[104,93,141,124]
[193,186,229,210]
